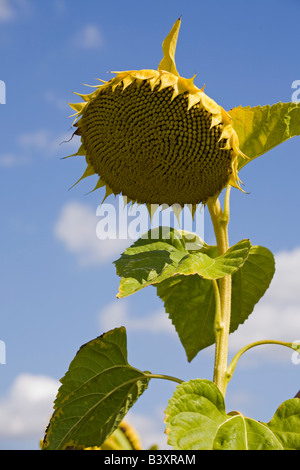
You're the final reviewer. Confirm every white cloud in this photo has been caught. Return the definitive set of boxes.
[54,201,132,266]
[0,153,28,167]
[0,129,78,169]
[45,91,68,111]
[229,246,300,362]
[98,299,175,335]
[18,130,51,150]
[0,374,59,438]
[54,0,66,15]
[71,24,103,50]
[18,129,79,157]
[0,0,14,21]
[0,0,31,22]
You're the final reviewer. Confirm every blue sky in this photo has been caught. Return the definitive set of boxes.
[0,0,300,450]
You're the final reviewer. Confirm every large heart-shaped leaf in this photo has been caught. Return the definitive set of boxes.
[157,274,214,361]
[230,245,275,332]
[165,379,300,450]
[157,245,275,361]
[229,102,300,170]
[42,328,150,450]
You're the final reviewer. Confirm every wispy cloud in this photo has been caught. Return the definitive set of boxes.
[0,0,14,21]
[0,0,32,22]
[0,374,59,439]
[98,299,175,335]
[17,129,79,158]
[0,129,78,169]
[44,91,69,111]
[0,153,29,167]
[71,24,103,50]
[18,130,52,150]
[54,0,66,16]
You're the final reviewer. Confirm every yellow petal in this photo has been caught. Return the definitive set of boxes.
[158,18,181,76]
[122,75,134,90]
[158,72,178,91]
[187,92,202,111]
[68,101,87,113]
[131,70,158,81]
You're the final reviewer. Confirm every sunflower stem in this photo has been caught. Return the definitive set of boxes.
[211,279,223,383]
[207,187,232,397]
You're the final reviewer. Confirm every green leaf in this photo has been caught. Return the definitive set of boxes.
[229,102,300,169]
[230,245,275,332]
[114,228,250,298]
[114,227,215,298]
[157,274,214,361]
[267,397,300,450]
[42,327,149,450]
[157,245,274,361]
[172,239,251,279]
[165,379,284,450]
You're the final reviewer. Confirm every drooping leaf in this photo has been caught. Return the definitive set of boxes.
[157,245,274,361]
[171,239,251,279]
[115,248,186,299]
[42,328,150,450]
[229,102,300,169]
[165,379,285,450]
[114,227,216,298]
[114,228,250,298]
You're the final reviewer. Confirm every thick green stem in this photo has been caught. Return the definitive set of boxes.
[211,279,222,383]
[207,187,232,397]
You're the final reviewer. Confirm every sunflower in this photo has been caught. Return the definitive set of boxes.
[68,18,247,215]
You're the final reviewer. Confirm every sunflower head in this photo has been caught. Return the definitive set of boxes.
[68,19,247,215]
